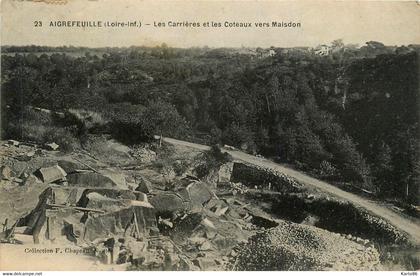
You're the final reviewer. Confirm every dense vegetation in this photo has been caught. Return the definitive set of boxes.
[1,42,419,204]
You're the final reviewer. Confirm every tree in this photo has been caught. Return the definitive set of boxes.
[142,101,189,146]
[372,143,393,195]
[331,39,344,49]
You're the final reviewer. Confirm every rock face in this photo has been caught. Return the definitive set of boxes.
[66,169,126,188]
[149,181,214,215]
[34,165,67,184]
[136,176,153,194]
[17,186,157,243]
[183,182,213,212]
[57,160,87,174]
[83,205,157,241]
[149,192,188,215]
[218,162,234,183]
[67,172,116,188]
[230,162,303,193]
[0,165,14,180]
[234,220,381,271]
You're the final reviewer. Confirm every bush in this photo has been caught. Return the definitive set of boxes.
[173,160,189,176]
[319,160,338,178]
[17,122,80,152]
[64,109,108,133]
[4,107,80,152]
[193,145,233,178]
[42,126,80,152]
[209,144,233,164]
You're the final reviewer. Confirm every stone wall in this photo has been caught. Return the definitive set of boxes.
[230,162,304,193]
[257,192,411,246]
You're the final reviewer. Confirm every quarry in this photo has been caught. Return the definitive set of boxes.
[0,136,418,271]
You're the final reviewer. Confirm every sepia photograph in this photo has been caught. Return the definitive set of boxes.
[0,0,419,272]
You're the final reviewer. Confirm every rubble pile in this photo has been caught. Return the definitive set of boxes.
[0,142,49,186]
[129,146,157,163]
[234,220,382,271]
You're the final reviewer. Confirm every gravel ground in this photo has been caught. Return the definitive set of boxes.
[234,220,382,271]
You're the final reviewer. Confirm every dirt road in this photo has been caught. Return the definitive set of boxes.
[162,137,420,245]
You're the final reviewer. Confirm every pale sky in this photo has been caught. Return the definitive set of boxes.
[1,0,419,48]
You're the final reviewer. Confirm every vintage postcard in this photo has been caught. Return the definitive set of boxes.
[0,0,419,272]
